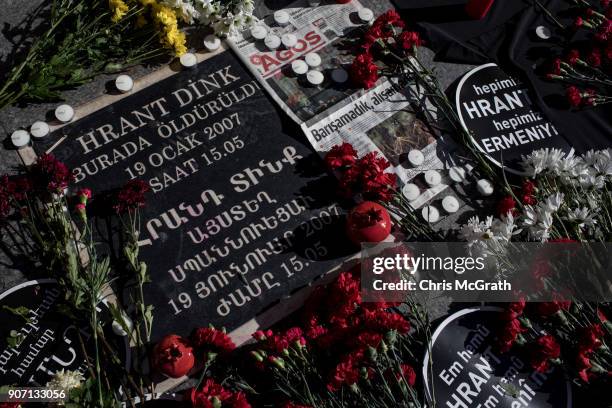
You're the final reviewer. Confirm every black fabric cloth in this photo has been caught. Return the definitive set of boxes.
[394,0,612,154]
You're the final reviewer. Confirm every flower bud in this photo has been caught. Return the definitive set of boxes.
[360,367,370,380]
[518,316,532,329]
[75,203,86,220]
[205,352,218,363]
[105,62,123,73]
[268,356,286,370]
[367,346,378,361]
[250,350,264,362]
[385,330,397,345]
[212,396,222,408]
[590,361,606,373]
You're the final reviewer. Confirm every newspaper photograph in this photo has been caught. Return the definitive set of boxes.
[227,0,393,123]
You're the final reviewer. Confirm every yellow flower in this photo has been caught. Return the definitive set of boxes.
[167,29,187,56]
[109,0,129,22]
[150,4,187,56]
[135,14,147,28]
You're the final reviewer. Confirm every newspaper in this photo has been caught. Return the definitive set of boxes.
[228,0,473,227]
[228,0,376,123]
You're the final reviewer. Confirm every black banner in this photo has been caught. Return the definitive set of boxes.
[423,307,571,408]
[456,63,571,174]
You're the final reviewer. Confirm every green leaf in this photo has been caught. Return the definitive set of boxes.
[2,305,30,319]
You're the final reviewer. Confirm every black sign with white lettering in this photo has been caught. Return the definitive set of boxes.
[34,51,352,341]
[423,307,570,408]
[456,64,570,174]
[0,280,90,386]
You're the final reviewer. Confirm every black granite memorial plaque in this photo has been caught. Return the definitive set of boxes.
[34,51,353,341]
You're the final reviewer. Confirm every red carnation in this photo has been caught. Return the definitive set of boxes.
[362,308,410,333]
[551,58,563,75]
[398,31,423,52]
[77,187,92,200]
[520,180,537,205]
[327,350,364,391]
[529,335,561,372]
[350,331,383,348]
[496,196,517,217]
[188,379,232,407]
[188,379,250,408]
[566,86,583,107]
[587,48,602,66]
[373,10,404,30]
[0,176,13,218]
[577,324,604,353]
[350,53,379,89]
[363,25,385,52]
[549,238,577,243]
[325,143,358,170]
[504,300,526,320]
[226,392,251,408]
[497,318,524,353]
[191,327,236,353]
[282,403,312,408]
[577,352,593,382]
[566,49,581,65]
[397,364,416,386]
[29,153,74,193]
[534,299,570,317]
[573,16,584,29]
[113,179,149,214]
[264,327,306,353]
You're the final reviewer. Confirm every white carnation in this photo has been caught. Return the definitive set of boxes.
[46,369,84,391]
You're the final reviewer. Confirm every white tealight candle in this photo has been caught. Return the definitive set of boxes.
[422,205,440,223]
[305,52,322,68]
[407,149,424,167]
[307,70,324,86]
[291,60,309,75]
[204,34,221,51]
[331,68,348,83]
[55,104,75,123]
[535,25,551,40]
[424,170,442,187]
[358,8,374,23]
[30,121,50,138]
[11,129,30,148]
[264,34,281,50]
[250,25,268,40]
[476,179,494,196]
[274,10,290,26]
[115,74,134,93]
[281,33,298,48]
[448,166,467,183]
[442,196,460,213]
[402,183,420,201]
[179,52,197,68]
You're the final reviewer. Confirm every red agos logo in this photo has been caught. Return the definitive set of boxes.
[249,30,325,77]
